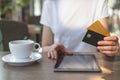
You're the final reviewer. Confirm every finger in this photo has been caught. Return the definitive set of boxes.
[97,46,119,51]
[47,51,51,59]
[104,36,119,41]
[50,50,56,59]
[99,50,118,56]
[52,50,57,59]
[98,41,116,46]
[50,49,58,60]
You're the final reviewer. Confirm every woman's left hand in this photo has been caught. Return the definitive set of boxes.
[97,36,119,56]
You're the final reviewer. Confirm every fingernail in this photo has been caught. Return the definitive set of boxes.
[97,46,101,49]
[97,42,100,45]
[104,37,107,40]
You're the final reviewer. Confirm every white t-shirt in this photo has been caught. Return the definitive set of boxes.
[40,0,109,52]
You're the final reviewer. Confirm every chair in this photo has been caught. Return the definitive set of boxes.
[28,16,43,45]
[28,16,41,25]
[0,19,30,51]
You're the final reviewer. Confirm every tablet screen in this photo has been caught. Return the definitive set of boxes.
[54,54,101,72]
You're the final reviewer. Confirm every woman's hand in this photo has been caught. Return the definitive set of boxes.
[97,36,119,56]
[48,44,72,60]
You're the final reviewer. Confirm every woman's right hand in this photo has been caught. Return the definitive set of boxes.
[48,44,72,60]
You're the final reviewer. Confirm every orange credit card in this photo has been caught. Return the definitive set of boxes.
[82,20,110,46]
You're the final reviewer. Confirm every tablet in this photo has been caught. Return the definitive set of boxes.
[54,53,101,72]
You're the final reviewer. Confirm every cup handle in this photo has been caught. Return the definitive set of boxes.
[34,43,40,51]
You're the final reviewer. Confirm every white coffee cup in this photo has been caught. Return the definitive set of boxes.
[9,40,40,59]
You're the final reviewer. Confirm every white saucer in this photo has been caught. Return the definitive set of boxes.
[2,52,42,66]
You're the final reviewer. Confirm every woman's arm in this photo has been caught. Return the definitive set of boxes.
[42,26,72,59]
[42,26,53,53]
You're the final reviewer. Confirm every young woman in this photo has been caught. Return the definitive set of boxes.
[40,0,119,59]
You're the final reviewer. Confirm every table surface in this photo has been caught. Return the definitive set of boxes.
[0,51,120,80]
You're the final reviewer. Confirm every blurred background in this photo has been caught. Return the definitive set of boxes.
[0,0,44,42]
[0,0,44,21]
[0,0,120,51]
[107,0,120,37]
